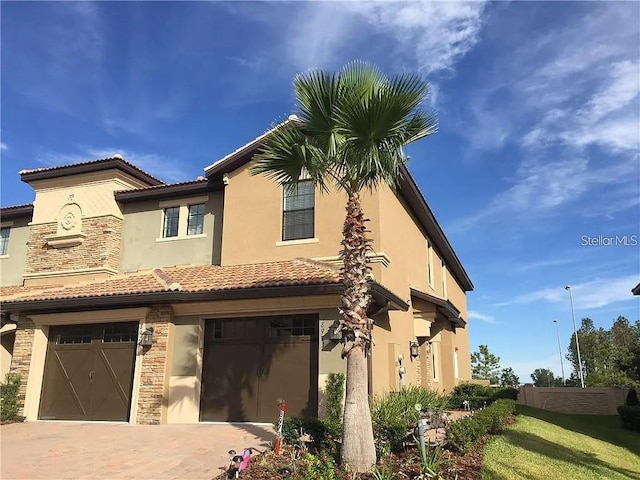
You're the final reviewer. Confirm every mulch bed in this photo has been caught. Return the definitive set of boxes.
[217,415,517,480]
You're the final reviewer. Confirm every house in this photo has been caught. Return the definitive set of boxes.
[0,126,473,425]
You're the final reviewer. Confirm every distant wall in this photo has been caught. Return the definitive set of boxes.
[518,385,629,415]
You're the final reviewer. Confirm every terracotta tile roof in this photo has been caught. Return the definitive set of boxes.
[114,178,208,195]
[1,259,341,304]
[1,204,34,212]
[19,156,164,186]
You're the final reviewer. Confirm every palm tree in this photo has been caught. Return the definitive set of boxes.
[251,61,437,472]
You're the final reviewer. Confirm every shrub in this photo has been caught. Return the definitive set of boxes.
[299,452,350,480]
[325,373,345,425]
[0,374,21,421]
[491,387,519,401]
[371,385,449,454]
[276,416,340,452]
[617,405,640,431]
[445,399,515,453]
[626,388,639,407]
[448,395,491,410]
[453,382,493,397]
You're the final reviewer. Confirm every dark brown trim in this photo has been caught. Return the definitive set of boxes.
[371,283,409,312]
[633,282,640,296]
[114,179,224,203]
[399,166,473,291]
[410,287,466,328]
[2,280,409,315]
[20,158,163,186]
[1,204,34,220]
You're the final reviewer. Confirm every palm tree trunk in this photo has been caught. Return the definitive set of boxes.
[340,191,376,472]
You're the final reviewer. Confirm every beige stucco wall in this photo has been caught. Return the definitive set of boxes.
[0,217,31,286]
[1,326,16,380]
[28,170,147,225]
[119,191,223,272]
[220,163,381,266]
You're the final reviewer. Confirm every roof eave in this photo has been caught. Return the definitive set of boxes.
[114,179,224,203]
[1,204,34,220]
[399,165,474,291]
[20,158,163,187]
[633,282,640,296]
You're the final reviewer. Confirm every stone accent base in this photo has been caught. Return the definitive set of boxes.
[8,315,36,417]
[136,305,173,425]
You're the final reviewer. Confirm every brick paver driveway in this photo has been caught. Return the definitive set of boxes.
[1,422,273,480]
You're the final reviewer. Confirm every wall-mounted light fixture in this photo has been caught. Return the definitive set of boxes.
[139,326,154,347]
[409,341,420,359]
[327,321,342,341]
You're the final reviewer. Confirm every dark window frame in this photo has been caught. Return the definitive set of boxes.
[282,180,315,241]
[187,203,205,236]
[163,206,180,238]
[0,227,9,255]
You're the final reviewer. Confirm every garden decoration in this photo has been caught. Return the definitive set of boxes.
[274,398,286,455]
[225,448,252,479]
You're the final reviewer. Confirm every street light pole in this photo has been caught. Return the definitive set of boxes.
[553,320,565,385]
[564,285,585,388]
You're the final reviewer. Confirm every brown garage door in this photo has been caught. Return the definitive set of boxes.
[39,323,138,421]
[200,315,318,423]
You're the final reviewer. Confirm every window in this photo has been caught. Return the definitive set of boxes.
[163,207,180,238]
[431,342,439,382]
[0,227,8,255]
[283,180,315,241]
[187,203,205,235]
[427,240,433,287]
[442,260,448,298]
[58,327,92,345]
[102,324,137,343]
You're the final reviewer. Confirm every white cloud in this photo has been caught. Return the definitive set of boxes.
[346,1,488,75]
[37,146,191,183]
[0,142,7,151]
[505,354,566,385]
[496,275,640,310]
[468,310,498,324]
[453,3,639,229]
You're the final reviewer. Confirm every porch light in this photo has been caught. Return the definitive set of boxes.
[409,341,420,359]
[139,327,154,347]
[328,321,342,341]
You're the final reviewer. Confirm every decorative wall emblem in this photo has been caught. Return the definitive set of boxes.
[61,212,77,231]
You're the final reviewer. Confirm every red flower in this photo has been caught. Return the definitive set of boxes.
[322,456,327,462]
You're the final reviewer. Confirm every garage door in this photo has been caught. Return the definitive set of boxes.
[39,323,138,421]
[200,315,318,422]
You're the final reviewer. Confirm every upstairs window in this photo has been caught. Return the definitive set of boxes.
[163,207,180,238]
[0,227,9,255]
[427,240,434,287]
[442,260,448,298]
[187,203,205,235]
[282,180,314,241]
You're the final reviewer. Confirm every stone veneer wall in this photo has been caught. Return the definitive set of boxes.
[517,385,629,415]
[136,305,173,425]
[24,216,122,276]
[8,315,35,417]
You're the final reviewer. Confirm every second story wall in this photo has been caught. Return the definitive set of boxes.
[119,191,224,272]
[0,215,31,286]
[220,163,382,266]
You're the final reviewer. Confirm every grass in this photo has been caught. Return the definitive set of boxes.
[481,405,640,480]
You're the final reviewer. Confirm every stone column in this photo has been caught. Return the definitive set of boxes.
[135,305,173,425]
[8,315,36,417]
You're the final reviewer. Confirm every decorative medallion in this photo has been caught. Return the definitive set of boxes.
[61,212,77,230]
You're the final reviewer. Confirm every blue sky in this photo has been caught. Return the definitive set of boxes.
[1,1,639,382]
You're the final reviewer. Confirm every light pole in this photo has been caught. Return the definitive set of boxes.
[553,320,565,385]
[564,285,585,388]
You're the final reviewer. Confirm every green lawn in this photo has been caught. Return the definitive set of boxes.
[481,405,640,480]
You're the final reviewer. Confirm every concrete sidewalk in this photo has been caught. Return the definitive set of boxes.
[1,422,273,480]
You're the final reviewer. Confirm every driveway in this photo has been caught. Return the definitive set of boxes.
[1,422,273,480]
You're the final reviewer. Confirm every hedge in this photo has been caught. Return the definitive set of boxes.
[446,399,515,453]
[0,374,21,421]
[617,405,640,432]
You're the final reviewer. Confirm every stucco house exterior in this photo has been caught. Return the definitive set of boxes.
[0,126,474,425]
